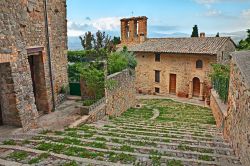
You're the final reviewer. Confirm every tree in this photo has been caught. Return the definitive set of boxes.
[237,29,250,50]
[215,32,220,37]
[79,31,94,50]
[112,36,121,45]
[191,25,199,37]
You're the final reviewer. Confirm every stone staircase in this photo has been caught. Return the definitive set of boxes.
[0,99,242,166]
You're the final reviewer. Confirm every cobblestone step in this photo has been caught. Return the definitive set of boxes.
[0,145,129,166]
[33,134,238,162]
[101,125,223,141]
[81,129,231,148]
[9,139,227,165]
[104,122,222,136]
[112,119,218,131]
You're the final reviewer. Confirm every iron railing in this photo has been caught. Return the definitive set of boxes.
[212,77,229,103]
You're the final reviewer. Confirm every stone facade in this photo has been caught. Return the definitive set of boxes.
[0,0,68,130]
[135,52,216,100]
[224,51,250,166]
[106,69,136,116]
[120,16,236,100]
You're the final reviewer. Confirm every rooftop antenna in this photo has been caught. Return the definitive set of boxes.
[131,11,134,17]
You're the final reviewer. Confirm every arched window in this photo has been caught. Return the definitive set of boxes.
[196,60,203,69]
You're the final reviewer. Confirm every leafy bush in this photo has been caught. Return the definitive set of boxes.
[210,64,230,103]
[83,99,98,106]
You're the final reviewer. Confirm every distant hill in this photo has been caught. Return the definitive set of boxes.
[68,31,247,50]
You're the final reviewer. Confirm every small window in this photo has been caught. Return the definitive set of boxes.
[155,70,160,82]
[155,53,160,62]
[155,87,160,93]
[196,60,203,69]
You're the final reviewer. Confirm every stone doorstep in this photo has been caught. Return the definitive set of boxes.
[3,140,221,165]
[86,130,230,148]
[101,125,223,140]
[68,115,90,128]
[34,134,237,160]
[87,128,225,143]
[105,123,223,137]
[0,145,129,166]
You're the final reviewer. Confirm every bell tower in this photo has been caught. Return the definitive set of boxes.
[120,16,148,44]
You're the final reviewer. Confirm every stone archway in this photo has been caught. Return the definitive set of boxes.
[193,77,200,97]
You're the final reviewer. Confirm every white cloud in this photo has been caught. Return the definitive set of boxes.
[92,17,121,31]
[242,9,250,17]
[67,17,122,37]
[205,9,222,16]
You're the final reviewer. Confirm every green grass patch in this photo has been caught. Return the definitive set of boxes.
[8,151,28,161]
[198,155,214,161]
[167,159,183,166]
[3,139,16,145]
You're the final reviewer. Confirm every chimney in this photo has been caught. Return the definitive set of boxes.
[200,32,205,38]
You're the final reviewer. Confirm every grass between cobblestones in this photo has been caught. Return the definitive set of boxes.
[0,99,238,165]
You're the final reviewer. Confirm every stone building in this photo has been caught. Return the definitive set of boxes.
[0,0,68,130]
[120,16,236,100]
[224,51,250,166]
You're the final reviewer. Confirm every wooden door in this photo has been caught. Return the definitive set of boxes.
[169,74,176,94]
[193,77,200,97]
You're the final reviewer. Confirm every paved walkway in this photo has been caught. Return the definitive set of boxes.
[137,94,208,107]
[0,98,83,140]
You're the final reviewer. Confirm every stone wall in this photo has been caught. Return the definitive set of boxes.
[223,52,250,166]
[106,69,136,116]
[0,0,68,130]
[210,90,227,128]
[135,53,216,99]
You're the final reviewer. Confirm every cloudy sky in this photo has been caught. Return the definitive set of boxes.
[67,0,250,38]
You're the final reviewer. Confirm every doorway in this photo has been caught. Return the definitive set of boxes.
[28,53,48,114]
[193,77,200,97]
[169,74,176,94]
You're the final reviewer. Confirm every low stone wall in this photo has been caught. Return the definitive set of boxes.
[210,90,227,128]
[106,69,136,116]
[79,69,136,123]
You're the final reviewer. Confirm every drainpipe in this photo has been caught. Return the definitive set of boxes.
[44,0,56,111]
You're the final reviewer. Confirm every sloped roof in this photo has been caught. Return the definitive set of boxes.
[127,37,234,55]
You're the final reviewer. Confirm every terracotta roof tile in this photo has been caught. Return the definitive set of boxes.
[127,37,233,55]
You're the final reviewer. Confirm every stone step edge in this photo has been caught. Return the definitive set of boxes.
[9,139,221,165]
[84,130,230,147]
[101,126,223,141]
[111,122,221,134]
[89,134,233,152]
[104,123,222,135]
[34,134,238,160]
[112,120,218,130]
[0,158,23,166]
[0,145,130,166]
[85,128,227,145]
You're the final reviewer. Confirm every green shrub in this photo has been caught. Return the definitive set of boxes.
[83,99,97,106]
